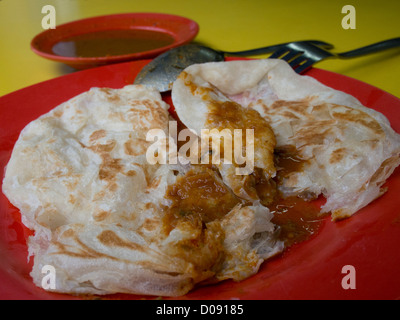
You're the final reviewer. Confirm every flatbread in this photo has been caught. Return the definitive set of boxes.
[171,59,400,220]
[2,84,283,296]
[172,70,277,204]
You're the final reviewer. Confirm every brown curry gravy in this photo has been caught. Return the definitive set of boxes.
[51,29,175,58]
[164,167,240,232]
[168,74,326,248]
[274,145,308,182]
[270,196,326,247]
[273,146,326,246]
[164,146,325,249]
[162,167,234,276]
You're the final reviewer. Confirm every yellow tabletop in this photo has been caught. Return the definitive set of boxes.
[1,0,399,98]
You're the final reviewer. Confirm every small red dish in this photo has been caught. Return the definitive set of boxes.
[31,13,199,70]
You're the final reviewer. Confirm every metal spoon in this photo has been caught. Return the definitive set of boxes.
[133,41,334,92]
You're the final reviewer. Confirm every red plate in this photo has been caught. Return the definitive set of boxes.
[31,13,199,70]
[1,59,400,300]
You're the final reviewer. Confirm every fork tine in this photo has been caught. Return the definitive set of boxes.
[280,49,302,62]
[269,47,296,61]
[288,55,307,68]
[268,40,334,73]
[293,59,314,74]
[270,48,303,63]
[269,48,290,59]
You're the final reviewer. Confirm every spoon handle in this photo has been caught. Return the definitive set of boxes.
[222,40,334,56]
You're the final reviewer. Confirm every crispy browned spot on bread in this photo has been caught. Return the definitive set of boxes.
[97,230,145,251]
[89,130,107,142]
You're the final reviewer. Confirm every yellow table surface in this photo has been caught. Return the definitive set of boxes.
[1,0,399,98]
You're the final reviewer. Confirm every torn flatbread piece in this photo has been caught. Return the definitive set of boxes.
[171,59,400,220]
[2,85,283,296]
[172,70,277,204]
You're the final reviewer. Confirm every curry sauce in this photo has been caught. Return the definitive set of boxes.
[272,145,325,246]
[270,196,325,247]
[162,167,236,277]
[169,73,326,249]
[52,29,175,58]
[275,145,308,180]
[163,166,240,231]
[163,147,325,249]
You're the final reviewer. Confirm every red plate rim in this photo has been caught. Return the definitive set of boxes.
[1,59,400,300]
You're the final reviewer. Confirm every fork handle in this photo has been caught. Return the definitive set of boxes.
[222,40,334,56]
[338,37,400,58]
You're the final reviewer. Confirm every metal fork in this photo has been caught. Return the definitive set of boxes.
[269,37,400,74]
[134,40,336,92]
